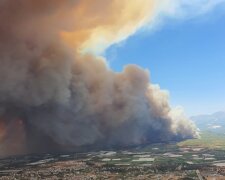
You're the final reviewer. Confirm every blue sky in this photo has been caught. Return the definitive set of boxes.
[105,5,225,116]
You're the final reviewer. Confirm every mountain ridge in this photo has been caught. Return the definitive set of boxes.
[190,111,225,133]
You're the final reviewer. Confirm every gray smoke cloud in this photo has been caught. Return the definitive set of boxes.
[0,0,198,157]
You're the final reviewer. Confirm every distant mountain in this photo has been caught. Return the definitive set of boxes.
[191,111,225,133]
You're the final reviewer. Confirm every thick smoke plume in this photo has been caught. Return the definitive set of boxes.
[0,0,197,157]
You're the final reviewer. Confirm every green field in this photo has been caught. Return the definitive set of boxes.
[178,131,225,149]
